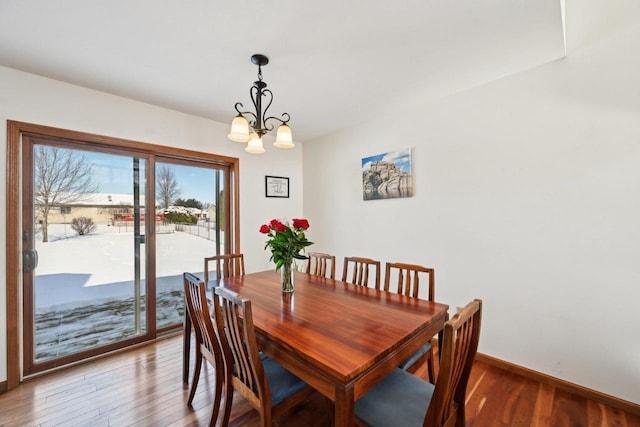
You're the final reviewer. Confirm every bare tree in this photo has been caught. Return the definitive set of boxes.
[35,146,101,242]
[156,165,180,209]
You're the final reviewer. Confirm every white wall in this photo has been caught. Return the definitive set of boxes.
[304,24,640,404]
[0,66,304,383]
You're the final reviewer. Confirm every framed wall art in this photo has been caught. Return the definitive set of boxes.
[265,175,289,198]
[362,148,413,200]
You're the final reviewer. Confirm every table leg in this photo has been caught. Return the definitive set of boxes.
[334,386,355,427]
[182,308,191,383]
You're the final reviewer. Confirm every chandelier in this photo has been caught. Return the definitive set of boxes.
[227,54,294,154]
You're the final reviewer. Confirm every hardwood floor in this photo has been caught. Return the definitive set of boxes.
[1,334,638,426]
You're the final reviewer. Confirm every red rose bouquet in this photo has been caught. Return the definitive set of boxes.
[259,218,313,270]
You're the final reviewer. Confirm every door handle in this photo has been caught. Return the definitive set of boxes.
[23,249,39,273]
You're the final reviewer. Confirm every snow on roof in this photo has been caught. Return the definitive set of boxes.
[57,193,155,206]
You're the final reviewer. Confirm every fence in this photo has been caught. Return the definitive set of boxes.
[174,221,218,241]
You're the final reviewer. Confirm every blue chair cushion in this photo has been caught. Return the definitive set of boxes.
[232,351,269,376]
[355,368,435,427]
[398,341,431,370]
[262,356,308,407]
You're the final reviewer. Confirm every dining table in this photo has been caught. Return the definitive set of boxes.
[217,270,449,427]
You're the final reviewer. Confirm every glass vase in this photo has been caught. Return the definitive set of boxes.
[281,260,294,293]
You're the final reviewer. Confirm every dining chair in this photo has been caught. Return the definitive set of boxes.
[182,273,226,427]
[384,262,435,300]
[355,299,482,427]
[204,253,245,287]
[384,262,437,381]
[306,252,336,279]
[183,253,244,383]
[341,256,381,289]
[213,286,314,426]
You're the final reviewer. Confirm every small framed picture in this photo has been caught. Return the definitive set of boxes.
[265,175,290,198]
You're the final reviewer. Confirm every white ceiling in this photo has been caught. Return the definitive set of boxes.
[0,1,638,142]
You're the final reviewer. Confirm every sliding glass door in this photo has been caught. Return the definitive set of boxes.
[154,160,225,330]
[22,138,151,373]
[20,132,235,375]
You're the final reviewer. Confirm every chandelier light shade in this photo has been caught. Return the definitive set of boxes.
[228,115,250,142]
[245,132,265,154]
[274,124,294,149]
[228,54,294,154]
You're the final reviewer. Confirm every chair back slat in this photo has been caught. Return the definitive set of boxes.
[306,252,336,279]
[425,299,482,427]
[384,262,434,300]
[342,256,381,289]
[204,253,245,285]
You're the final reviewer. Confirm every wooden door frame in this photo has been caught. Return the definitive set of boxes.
[5,120,240,390]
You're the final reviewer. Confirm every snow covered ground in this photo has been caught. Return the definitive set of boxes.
[33,223,219,361]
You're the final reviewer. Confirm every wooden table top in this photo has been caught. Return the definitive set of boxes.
[219,270,449,386]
